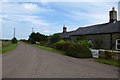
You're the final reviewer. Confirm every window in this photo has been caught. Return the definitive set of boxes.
[116,39,120,50]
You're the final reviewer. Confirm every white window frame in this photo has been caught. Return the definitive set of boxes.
[116,39,120,50]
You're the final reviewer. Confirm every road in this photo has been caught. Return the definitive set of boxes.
[2,43,118,78]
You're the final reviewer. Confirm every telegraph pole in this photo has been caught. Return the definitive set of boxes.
[32,28,33,33]
[14,28,15,38]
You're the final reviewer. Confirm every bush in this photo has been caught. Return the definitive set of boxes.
[54,40,65,50]
[12,37,17,44]
[53,40,92,58]
[62,41,72,51]
[65,42,92,58]
[78,40,93,48]
[40,41,47,46]
[48,33,61,44]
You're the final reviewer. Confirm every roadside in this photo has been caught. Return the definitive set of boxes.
[1,40,18,54]
[32,44,120,67]
[95,58,120,67]
[33,44,65,55]
[3,42,118,78]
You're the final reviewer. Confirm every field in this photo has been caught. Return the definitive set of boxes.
[1,40,17,54]
[2,40,12,47]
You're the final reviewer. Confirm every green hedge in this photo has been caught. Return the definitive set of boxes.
[53,40,92,58]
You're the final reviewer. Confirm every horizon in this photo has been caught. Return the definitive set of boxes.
[1,0,119,40]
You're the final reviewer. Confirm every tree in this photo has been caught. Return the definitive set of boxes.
[28,32,48,44]
[48,33,61,44]
[28,32,36,44]
[12,37,17,44]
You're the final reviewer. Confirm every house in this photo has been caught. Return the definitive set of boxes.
[59,7,120,50]
[59,25,74,39]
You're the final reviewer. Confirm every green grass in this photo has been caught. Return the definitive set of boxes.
[2,44,17,54]
[33,44,65,55]
[95,58,120,67]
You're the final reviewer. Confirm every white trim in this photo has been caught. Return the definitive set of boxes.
[116,39,120,50]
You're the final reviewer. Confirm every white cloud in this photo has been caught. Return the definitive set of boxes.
[22,3,39,11]
[43,29,49,33]
[2,2,54,15]
[2,0,120,2]
[55,2,118,26]
[2,15,50,26]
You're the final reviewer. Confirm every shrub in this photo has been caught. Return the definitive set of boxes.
[62,41,72,51]
[78,40,93,48]
[53,40,65,50]
[53,40,92,58]
[48,33,61,44]
[40,41,47,46]
[12,37,17,44]
[65,42,92,58]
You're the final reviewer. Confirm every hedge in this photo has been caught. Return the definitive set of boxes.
[53,40,92,58]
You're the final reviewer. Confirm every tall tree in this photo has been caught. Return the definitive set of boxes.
[28,32,48,44]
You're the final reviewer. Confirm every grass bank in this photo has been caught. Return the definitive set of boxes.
[33,44,65,55]
[95,58,120,67]
[1,40,18,54]
[2,44,17,54]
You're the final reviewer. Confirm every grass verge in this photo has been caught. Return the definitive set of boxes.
[2,44,17,54]
[33,44,65,55]
[95,58,120,67]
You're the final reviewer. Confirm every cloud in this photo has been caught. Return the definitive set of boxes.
[52,2,118,27]
[43,29,49,33]
[1,1,119,39]
[2,0,120,2]
[1,2,54,15]
[2,14,50,26]
[22,3,39,11]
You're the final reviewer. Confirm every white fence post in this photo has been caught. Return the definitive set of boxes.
[90,49,99,58]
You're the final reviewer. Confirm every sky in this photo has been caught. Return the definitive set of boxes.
[0,0,119,40]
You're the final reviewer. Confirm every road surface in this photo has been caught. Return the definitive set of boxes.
[2,43,119,78]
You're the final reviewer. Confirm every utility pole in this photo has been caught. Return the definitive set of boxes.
[32,28,33,33]
[14,28,15,38]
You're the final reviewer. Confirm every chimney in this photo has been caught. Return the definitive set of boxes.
[63,25,67,33]
[109,7,117,23]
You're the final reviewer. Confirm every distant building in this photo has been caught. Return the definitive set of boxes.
[59,7,120,50]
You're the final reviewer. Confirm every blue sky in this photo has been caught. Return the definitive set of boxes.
[0,0,119,40]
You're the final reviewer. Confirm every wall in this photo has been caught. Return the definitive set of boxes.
[112,33,120,50]
[70,33,120,50]
[99,49,120,61]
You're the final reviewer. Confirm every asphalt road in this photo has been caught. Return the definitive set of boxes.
[2,43,119,78]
